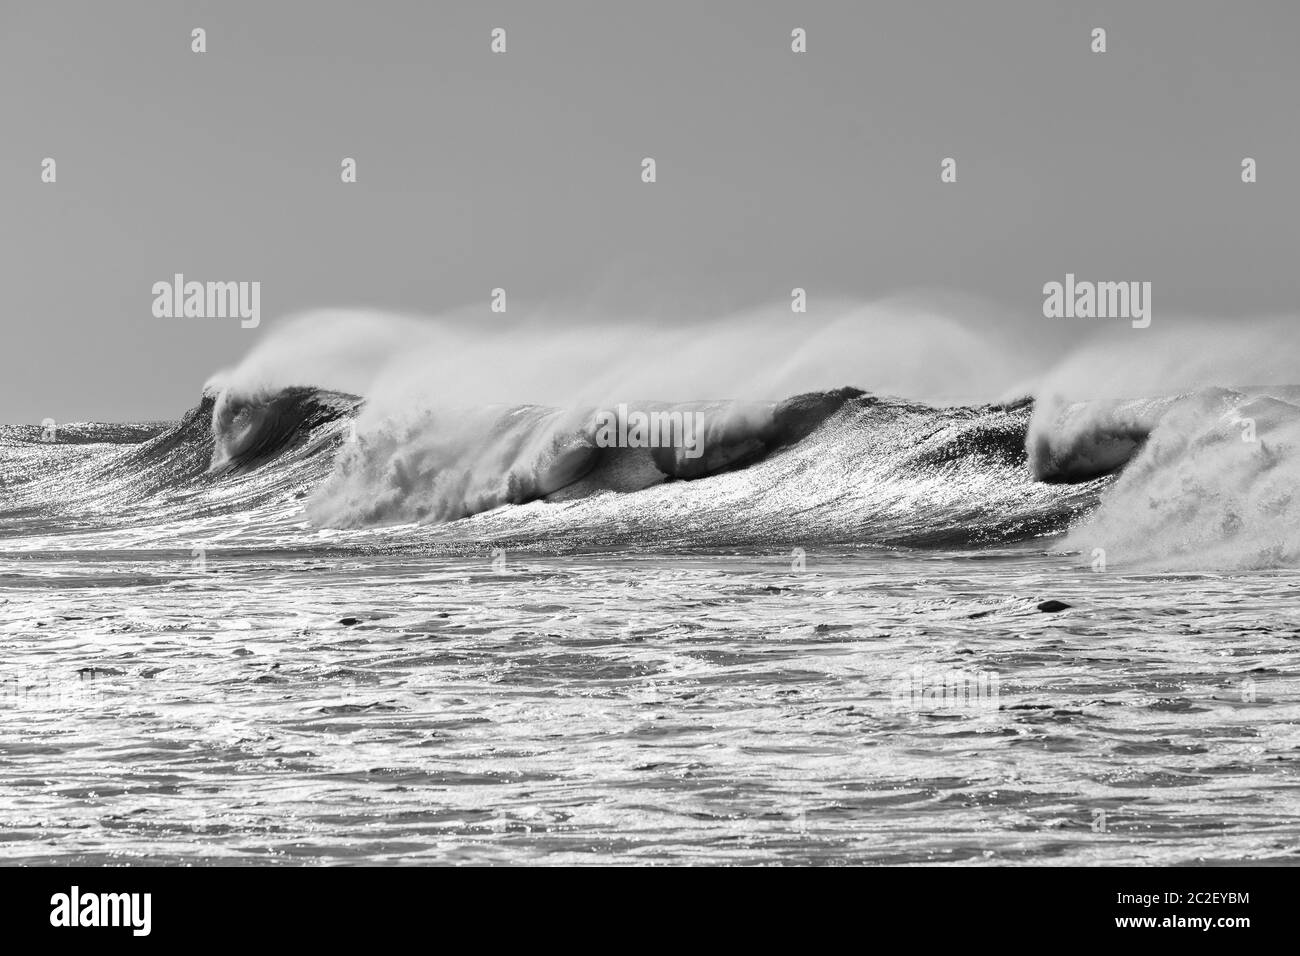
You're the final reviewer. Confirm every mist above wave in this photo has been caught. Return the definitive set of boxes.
[204,299,1032,412]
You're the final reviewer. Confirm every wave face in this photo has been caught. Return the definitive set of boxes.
[0,385,1104,552]
[213,384,1109,547]
[300,389,864,528]
[8,380,1300,567]
[0,388,354,542]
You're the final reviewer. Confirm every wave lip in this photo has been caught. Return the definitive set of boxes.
[1026,395,1182,483]
[210,385,359,474]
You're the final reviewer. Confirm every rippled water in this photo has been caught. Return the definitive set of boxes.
[3,545,1298,865]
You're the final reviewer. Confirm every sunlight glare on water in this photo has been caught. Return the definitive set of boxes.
[2,548,1298,865]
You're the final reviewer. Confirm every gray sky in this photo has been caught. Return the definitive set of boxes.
[3,0,1298,422]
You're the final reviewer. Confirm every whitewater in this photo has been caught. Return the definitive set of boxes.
[2,305,1299,865]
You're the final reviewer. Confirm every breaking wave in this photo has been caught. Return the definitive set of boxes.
[5,306,1300,569]
[1030,387,1300,569]
[1,383,1099,551]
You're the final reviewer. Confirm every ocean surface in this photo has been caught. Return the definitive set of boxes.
[2,386,1299,865]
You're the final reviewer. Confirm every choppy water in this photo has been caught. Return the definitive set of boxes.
[4,545,1299,865]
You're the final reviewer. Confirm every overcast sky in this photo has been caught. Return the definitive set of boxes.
[3,0,1298,422]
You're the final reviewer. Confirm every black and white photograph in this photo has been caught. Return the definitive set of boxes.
[0,0,1292,936]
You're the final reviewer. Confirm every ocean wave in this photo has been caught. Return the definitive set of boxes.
[1039,387,1300,569]
[0,383,1094,550]
[7,378,1300,568]
[299,388,865,527]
